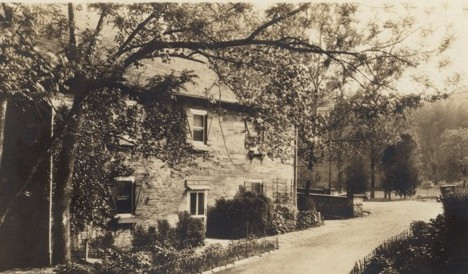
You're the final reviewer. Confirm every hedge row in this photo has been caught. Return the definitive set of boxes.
[55,238,276,274]
[354,188,468,274]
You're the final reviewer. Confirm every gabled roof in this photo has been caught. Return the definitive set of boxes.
[125,58,239,104]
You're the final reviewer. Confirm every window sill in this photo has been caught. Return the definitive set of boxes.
[113,213,143,224]
[192,143,210,152]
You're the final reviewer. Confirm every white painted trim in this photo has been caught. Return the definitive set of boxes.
[187,190,208,219]
[244,179,263,184]
[190,108,208,115]
[114,176,135,182]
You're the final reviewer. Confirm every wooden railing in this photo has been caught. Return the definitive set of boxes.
[350,229,412,274]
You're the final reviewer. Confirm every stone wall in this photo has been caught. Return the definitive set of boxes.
[102,99,295,248]
[127,100,295,226]
[299,193,363,219]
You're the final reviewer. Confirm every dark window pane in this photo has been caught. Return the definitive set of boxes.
[190,193,197,215]
[193,129,204,142]
[251,183,262,194]
[116,181,132,213]
[198,193,205,215]
[193,114,204,127]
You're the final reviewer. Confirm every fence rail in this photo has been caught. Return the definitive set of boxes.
[350,229,412,274]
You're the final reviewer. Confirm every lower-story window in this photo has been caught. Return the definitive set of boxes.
[244,179,264,195]
[189,191,206,216]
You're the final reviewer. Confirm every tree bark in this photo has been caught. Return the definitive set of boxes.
[0,97,7,168]
[370,147,376,199]
[52,96,84,264]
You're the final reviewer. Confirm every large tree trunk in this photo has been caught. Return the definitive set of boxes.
[0,97,6,167]
[52,97,84,264]
[370,147,376,199]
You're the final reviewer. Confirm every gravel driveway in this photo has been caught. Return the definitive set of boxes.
[218,200,443,274]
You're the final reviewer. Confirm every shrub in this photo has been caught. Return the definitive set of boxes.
[441,189,468,270]
[132,214,203,251]
[224,238,276,261]
[296,210,321,230]
[156,219,177,247]
[132,225,157,251]
[442,189,468,229]
[89,232,114,250]
[54,262,95,274]
[149,245,195,274]
[175,211,205,249]
[267,204,297,235]
[93,237,275,274]
[95,249,152,274]
[359,215,456,273]
[207,190,272,239]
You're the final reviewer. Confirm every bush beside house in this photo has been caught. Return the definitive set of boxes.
[207,190,271,239]
[56,233,275,274]
[207,190,322,239]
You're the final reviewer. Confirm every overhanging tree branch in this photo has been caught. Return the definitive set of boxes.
[246,3,310,40]
[85,4,109,60]
[122,38,363,69]
[113,12,156,58]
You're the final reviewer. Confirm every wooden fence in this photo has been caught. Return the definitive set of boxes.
[350,229,412,274]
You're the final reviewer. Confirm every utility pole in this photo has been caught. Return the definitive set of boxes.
[48,106,55,266]
[293,126,298,208]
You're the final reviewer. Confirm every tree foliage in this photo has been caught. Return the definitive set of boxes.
[381,134,420,198]
[439,128,468,182]
[413,94,468,182]
[345,156,368,195]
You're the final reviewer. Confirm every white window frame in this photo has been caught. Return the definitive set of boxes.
[188,190,207,217]
[245,179,264,194]
[190,109,208,145]
[187,190,208,227]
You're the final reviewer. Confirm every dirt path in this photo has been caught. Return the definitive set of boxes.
[219,200,443,274]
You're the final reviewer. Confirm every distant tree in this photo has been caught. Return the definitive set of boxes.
[382,144,397,199]
[439,128,468,183]
[345,156,368,195]
[382,134,420,198]
[413,96,468,181]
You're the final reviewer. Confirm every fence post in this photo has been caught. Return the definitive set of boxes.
[84,239,89,261]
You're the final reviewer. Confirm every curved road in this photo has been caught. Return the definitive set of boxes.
[219,200,442,274]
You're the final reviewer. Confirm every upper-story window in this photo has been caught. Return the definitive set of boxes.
[188,109,211,148]
[115,180,133,213]
[193,114,207,144]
